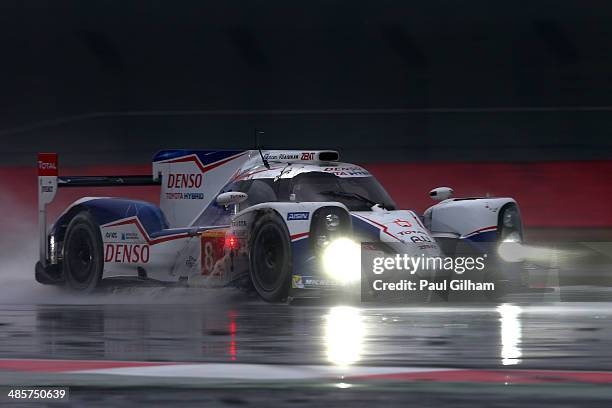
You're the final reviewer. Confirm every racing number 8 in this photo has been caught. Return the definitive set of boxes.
[200,231,226,276]
[203,241,214,274]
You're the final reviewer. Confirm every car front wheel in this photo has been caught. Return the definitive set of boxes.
[249,212,292,302]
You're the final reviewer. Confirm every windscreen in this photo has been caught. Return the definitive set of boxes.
[289,172,396,211]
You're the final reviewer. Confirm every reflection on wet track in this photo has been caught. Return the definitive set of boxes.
[499,304,522,365]
[2,294,612,371]
[2,286,612,407]
[325,306,364,366]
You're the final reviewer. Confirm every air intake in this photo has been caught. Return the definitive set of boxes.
[318,151,339,161]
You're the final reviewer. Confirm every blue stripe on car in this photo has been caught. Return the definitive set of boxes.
[153,150,246,164]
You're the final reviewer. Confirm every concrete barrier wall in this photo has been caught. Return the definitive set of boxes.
[2,160,611,229]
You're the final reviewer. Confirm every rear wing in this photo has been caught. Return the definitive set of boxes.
[37,153,160,265]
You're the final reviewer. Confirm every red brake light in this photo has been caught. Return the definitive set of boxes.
[225,234,239,250]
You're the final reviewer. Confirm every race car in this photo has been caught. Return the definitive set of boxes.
[35,149,524,301]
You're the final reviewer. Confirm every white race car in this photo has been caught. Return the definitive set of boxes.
[35,149,523,301]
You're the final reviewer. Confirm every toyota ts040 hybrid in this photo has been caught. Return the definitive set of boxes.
[35,150,525,301]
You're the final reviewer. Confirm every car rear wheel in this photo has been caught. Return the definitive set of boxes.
[249,212,292,302]
[63,212,104,292]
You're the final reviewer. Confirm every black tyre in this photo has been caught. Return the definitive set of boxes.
[249,212,292,302]
[63,212,104,292]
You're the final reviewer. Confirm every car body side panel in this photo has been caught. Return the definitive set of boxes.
[152,150,251,228]
[99,215,196,281]
[424,197,517,241]
[50,197,168,240]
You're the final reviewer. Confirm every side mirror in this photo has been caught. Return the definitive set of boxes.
[429,187,453,201]
[216,192,248,207]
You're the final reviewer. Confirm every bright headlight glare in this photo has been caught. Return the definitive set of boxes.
[504,231,521,243]
[498,241,525,262]
[322,238,361,282]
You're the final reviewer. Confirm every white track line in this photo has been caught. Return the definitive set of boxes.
[71,363,453,380]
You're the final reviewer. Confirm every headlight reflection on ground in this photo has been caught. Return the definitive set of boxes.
[324,306,365,366]
[498,304,522,366]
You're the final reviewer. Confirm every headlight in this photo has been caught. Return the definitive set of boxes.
[311,207,351,249]
[325,214,341,231]
[499,204,522,243]
[322,238,361,283]
[503,207,518,228]
[498,204,524,261]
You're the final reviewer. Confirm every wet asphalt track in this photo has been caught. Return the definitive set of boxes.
[2,285,612,407]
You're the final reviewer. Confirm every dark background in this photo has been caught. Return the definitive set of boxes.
[1,1,612,164]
